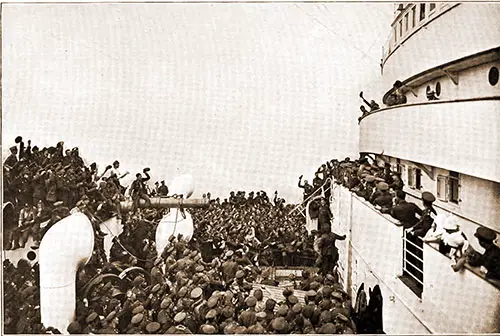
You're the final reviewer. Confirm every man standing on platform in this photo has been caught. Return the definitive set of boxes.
[130,168,152,213]
[317,230,346,276]
[298,175,314,201]
[158,181,169,196]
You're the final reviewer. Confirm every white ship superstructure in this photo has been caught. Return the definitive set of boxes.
[330,3,500,333]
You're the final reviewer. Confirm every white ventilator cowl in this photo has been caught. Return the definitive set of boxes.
[155,174,195,254]
[39,213,94,334]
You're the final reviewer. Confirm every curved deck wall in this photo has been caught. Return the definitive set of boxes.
[331,184,500,333]
[359,99,500,183]
[381,4,500,88]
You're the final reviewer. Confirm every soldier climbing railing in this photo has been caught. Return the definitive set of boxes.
[289,177,332,218]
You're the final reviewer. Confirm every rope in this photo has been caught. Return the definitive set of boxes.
[99,197,188,262]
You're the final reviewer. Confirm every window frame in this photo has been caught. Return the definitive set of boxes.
[436,175,448,201]
[448,171,460,204]
[412,6,416,28]
[419,3,426,22]
[436,172,460,204]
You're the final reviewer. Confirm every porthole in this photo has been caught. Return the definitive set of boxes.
[435,82,441,96]
[489,67,499,86]
[27,251,36,261]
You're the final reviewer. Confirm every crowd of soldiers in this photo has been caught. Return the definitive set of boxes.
[318,155,500,281]
[2,136,171,250]
[3,137,361,334]
[193,190,316,268]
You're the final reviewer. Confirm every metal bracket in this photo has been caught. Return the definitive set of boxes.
[402,85,418,97]
[411,161,435,180]
[441,69,459,85]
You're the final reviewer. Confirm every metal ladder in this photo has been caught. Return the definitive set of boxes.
[289,177,332,218]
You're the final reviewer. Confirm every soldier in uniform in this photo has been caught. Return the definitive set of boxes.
[312,171,324,193]
[317,198,333,234]
[8,201,37,249]
[372,182,393,213]
[130,168,152,214]
[468,227,500,281]
[298,175,314,201]
[389,171,404,190]
[158,180,169,196]
[317,231,346,276]
[356,175,375,201]
[390,190,422,228]
[409,191,436,237]
[4,146,19,171]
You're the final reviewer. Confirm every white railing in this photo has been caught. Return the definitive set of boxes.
[289,177,332,217]
[403,230,424,287]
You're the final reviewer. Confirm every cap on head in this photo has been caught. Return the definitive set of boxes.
[85,312,98,323]
[364,175,375,183]
[475,227,497,242]
[377,182,389,191]
[146,322,161,333]
[422,191,436,203]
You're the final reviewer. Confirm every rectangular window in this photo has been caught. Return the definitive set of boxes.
[436,175,448,201]
[405,13,409,32]
[430,3,436,12]
[399,20,403,38]
[415,168,422,189]
[436,172,460,203]
[408,167,415,188]
[412,6,416,27]
[394,27,397,43]
[396,159,402,174]
[408,167,422,189]
[401,230,424,298]
[449,171,460,203]
[420,3,426,21]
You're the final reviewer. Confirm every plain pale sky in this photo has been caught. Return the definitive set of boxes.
[2,3,392,202]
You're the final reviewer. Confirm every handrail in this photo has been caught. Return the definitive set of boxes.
[404,249,424,263]
[289,177,332,216]
[359,95,500,123]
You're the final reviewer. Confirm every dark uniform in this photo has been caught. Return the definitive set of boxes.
[158,181,169,196]
[130,170,151,213]
[469,227,500,280]
[411,192,437,237]
[4,147,18,171]
[298,178,314,200]
[317,232,346,276]
[317,204,333,234]
[391,200,422,228]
